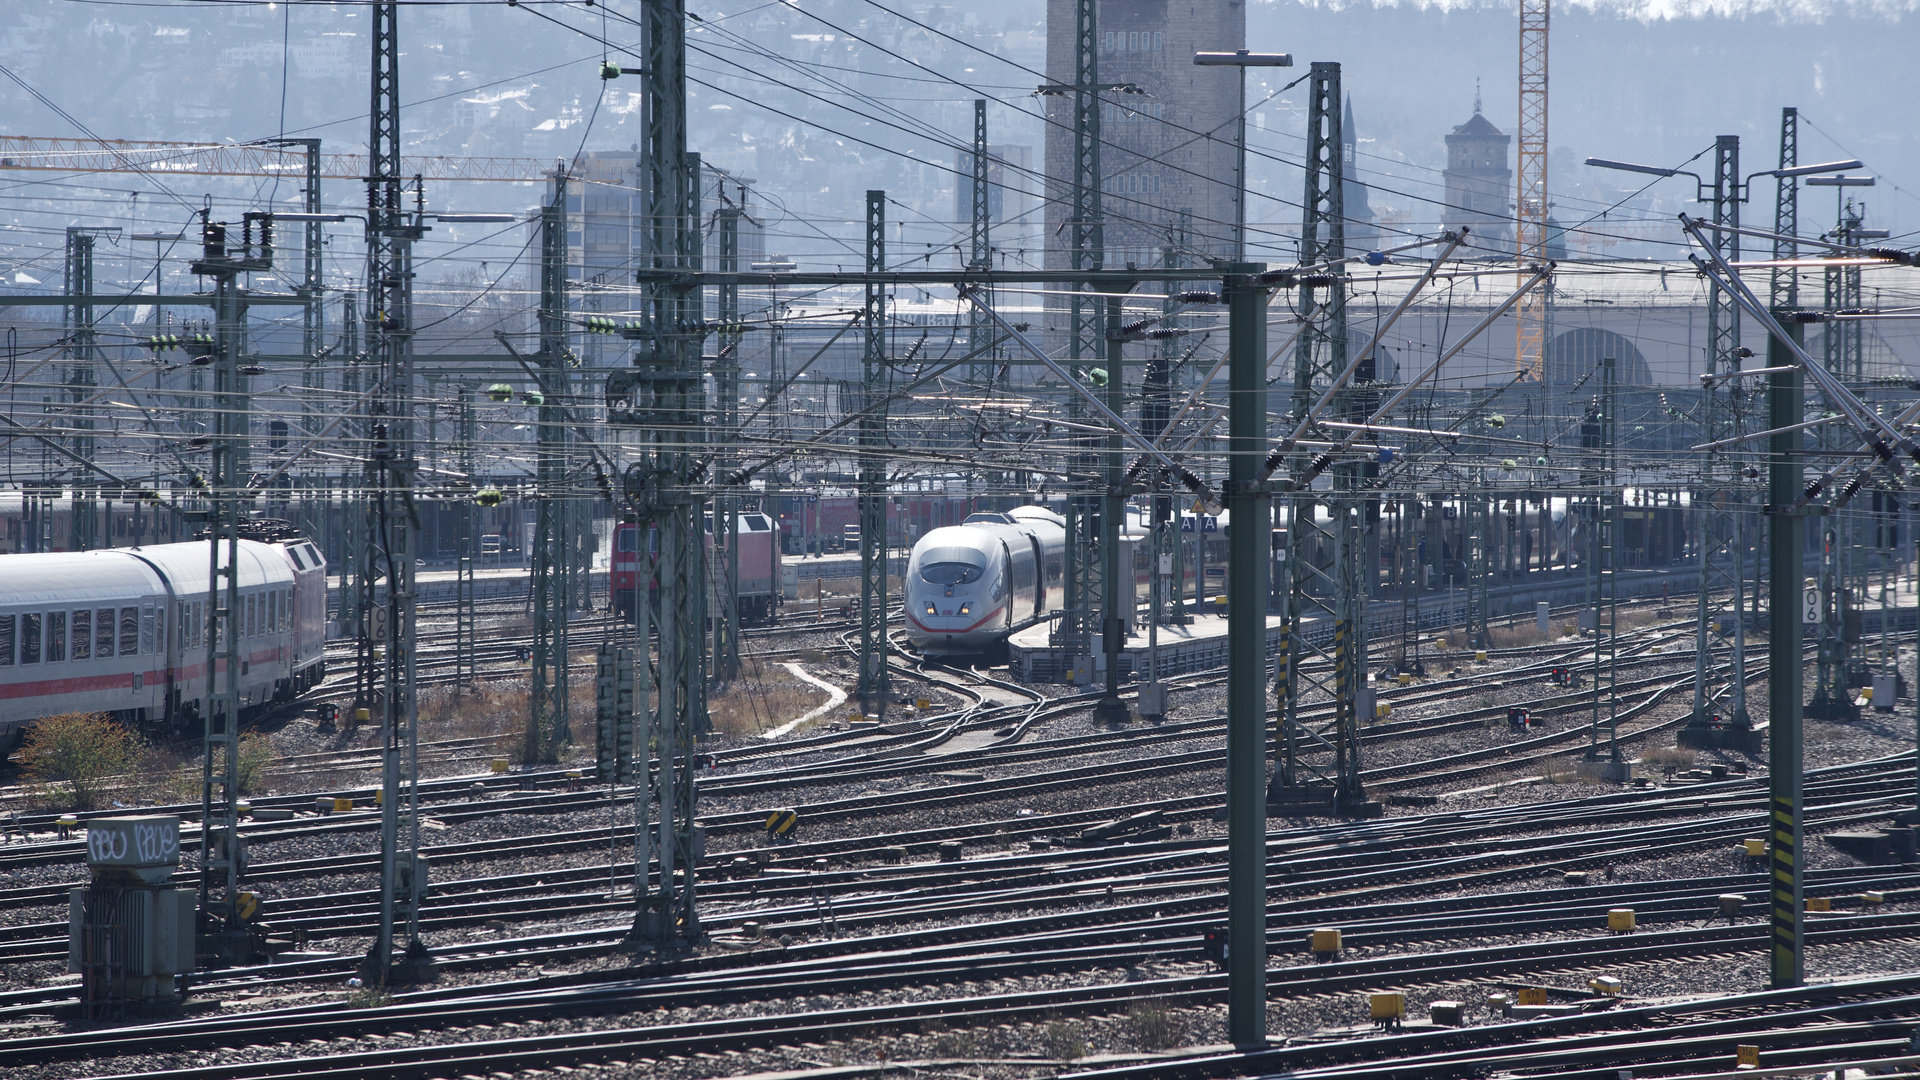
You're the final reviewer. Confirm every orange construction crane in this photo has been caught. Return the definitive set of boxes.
[1515,0,1549,380]
[0,136,556,183]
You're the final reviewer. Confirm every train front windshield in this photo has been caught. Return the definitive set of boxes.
[921,562,982,585]
[917,546,985,585]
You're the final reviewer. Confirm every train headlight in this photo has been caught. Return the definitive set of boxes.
[959,603,971,616]
[924,602,937,616]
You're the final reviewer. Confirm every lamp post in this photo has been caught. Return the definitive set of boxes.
[1194,51,1293,258]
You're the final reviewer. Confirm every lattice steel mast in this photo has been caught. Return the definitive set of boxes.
[622,0,704,948]
[857,191,891,718]
[527,173,573,763]
[967,99,993,387]
[714,183,743,684]
[363,0,430,983]
[62,227,112,552]
[1060,0,1104,659]
[1292,62,1346,424]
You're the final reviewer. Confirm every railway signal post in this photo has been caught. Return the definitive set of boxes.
[192,210,267,967]
[1224,262,1270,1047]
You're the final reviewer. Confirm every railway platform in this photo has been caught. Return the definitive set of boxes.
[1009,614,1290,683]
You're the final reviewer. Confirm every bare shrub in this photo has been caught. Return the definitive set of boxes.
[236,732,280,796]
[18,712,142,811]
[137,743,199,806]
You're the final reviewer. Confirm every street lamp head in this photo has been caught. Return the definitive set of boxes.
[274,212,348,223]
[1805,175,1875,188]
[1584,157,1680,178]
[1194,50,1294,66]
[1772,158,1864,179]
[430,213,517,223]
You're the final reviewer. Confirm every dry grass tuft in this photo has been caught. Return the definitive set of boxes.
[418,683,526,748]
[1639,745,1696,773]
[1488,621,1550,649]
[707,656,830,739]
[1126,999,1183,1050]
[1541,757,1583,784]
[1037,1018,1085,1061]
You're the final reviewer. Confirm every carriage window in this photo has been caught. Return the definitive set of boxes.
[617,530,638,552]
[119,607,139,657]
[0,615,12,666]
[97,608,116,657]
[141,606,156,655]
[71,610,91,661]
[20,613,40,664]
[47,612,65,662]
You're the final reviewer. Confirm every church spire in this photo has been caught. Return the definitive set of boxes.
[1473,78,1482,116]
[1342,93,1356,162]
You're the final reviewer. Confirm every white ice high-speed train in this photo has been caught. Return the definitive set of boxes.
[0,527,328,750]
[904,507,1067,652]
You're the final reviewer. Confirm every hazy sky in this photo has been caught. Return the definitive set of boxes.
[0,0,1911,268]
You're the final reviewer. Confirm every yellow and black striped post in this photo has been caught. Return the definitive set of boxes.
[1767,315,1805,987]
[764,809,800,840]
[1333,614,1351,780]
[1273,619,1293,784]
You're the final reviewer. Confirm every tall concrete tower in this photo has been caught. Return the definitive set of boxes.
[1342,95,1378,253]
[1442,95,1512,251]
[1042,0,1244,277]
